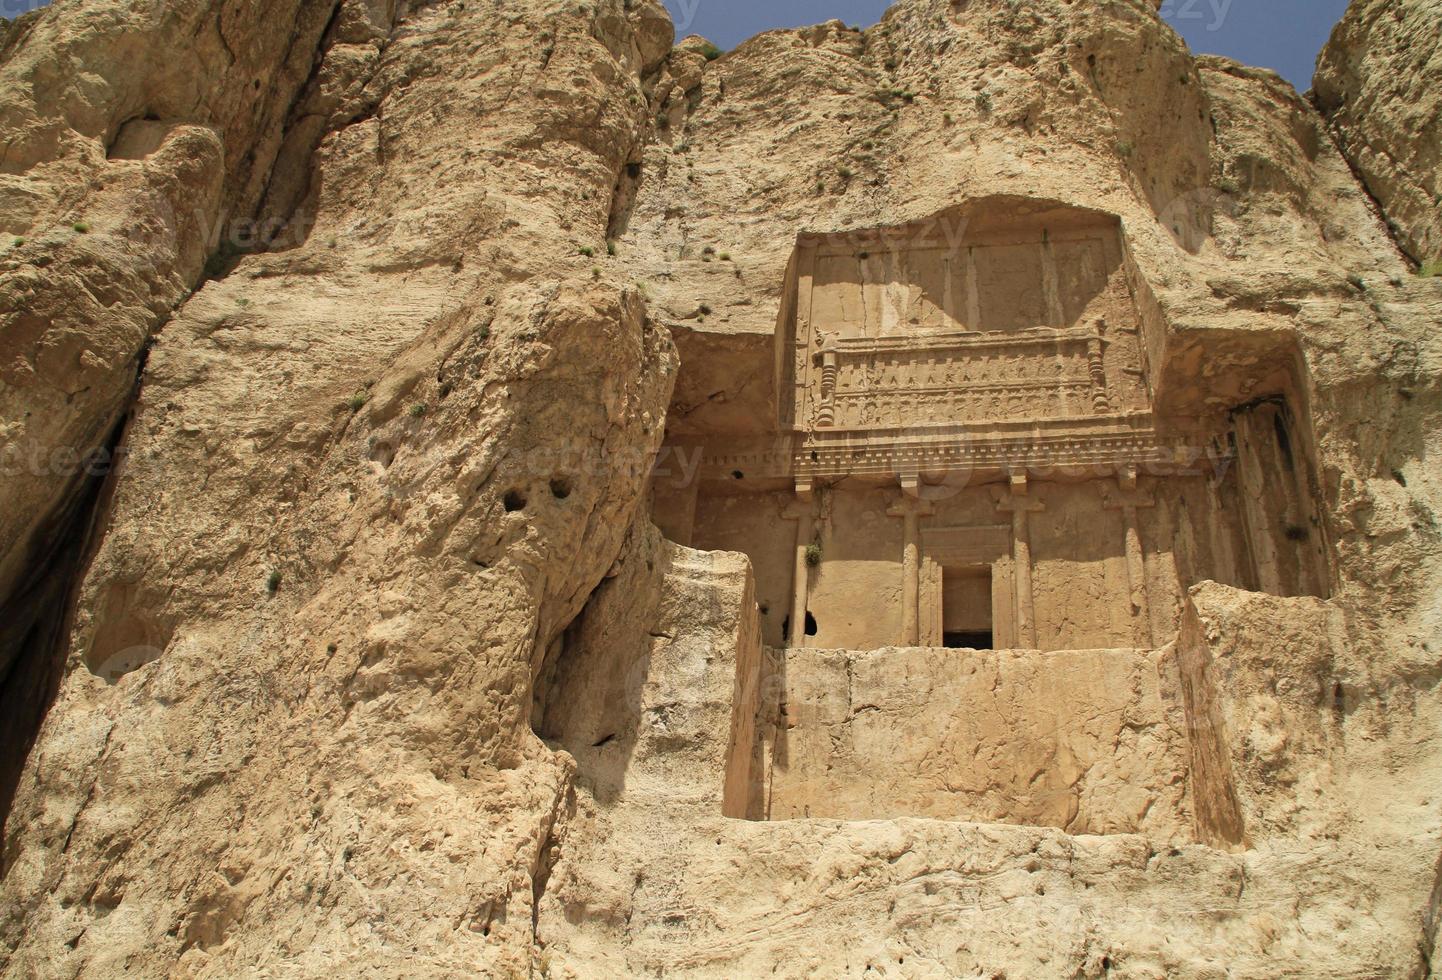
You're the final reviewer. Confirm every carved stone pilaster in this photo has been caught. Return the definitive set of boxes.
[887,473,934,647]
[783,479,815,648]
[1102,465,1157,646]
[993,473,1044,649]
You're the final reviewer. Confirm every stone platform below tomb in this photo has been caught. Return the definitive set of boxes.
[766,646,1190,838]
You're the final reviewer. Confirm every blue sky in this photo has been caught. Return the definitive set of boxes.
[2,0,1353,91]
[664,0,1353,90]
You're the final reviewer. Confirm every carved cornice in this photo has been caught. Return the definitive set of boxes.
[675,413,1190,484]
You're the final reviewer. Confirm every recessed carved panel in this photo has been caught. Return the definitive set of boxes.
[785,203,1153,440]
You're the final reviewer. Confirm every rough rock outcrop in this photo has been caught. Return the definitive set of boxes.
[2,1,674,975]
[0,0,355,822]
[1,0,1441,977]
[1315,0,1442,268]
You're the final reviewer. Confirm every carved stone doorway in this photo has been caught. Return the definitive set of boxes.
[941,565,993,649]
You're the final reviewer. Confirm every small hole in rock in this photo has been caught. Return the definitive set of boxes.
[592,733,615,747]
[804,611,818,636]
[503,490,526,512]
[550,476,573,499]
[369,441,396,468]
[731,469,744,480]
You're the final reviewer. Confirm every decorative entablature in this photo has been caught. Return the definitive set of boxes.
[677,416,1206,486]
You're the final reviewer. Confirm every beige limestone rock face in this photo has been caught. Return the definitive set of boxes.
[1,1,676,976]
[1315,0,1442,268]
[2,0,1442,977]
[0,0,360,817]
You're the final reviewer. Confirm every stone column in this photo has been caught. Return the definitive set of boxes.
[1103,466,1157,647]
[1086,318,1111,413]
[994,472,1044,649]
[888,474,934,647]
[784,479,815,647]
[792,244,817,429]
[815,333,840,427]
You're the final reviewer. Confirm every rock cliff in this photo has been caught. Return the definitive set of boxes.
[1,0,1440,977]
[1315,0,1441,269]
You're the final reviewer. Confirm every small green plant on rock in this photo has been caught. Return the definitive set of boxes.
[578,245,594,257]
[410,402,427,418]
[699,41,723,61]
[1418,259,1442,278]
[72,221,90,234]
[348,394,367,412]
[805,542,822,567]
[266,570,282,593]
[11,238,23,248]
[1116,140,1135,158]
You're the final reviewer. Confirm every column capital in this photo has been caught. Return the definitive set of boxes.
[887,497,935,519]
[782,479,815,520]
[888,489,935,518]
[992,485,1044,514]
[1101,479,1155,512]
